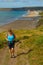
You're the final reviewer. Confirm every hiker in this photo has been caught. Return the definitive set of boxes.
[6,29,16,58]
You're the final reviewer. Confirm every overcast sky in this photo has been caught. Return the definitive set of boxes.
[0,0,43,8]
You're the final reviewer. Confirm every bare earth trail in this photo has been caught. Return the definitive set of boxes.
[0,43,30,65]
[0,31,42,65]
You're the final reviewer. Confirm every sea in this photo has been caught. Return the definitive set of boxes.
[0,10,27,26]
[0,10,40,26]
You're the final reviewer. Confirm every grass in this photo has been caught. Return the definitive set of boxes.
[0,28,43,65]
[0,11,43,65]
[13,29,43,65]
[39,12,43,16]
[0,18,43,65]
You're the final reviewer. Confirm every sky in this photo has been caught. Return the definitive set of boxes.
[0,0,43,8]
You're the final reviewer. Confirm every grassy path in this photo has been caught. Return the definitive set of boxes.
[0,43,30,65]
[0,29,43,65]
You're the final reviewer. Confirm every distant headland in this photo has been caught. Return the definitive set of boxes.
[0,7,43,11]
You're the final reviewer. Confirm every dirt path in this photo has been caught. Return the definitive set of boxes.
[0,43,30,65]
[0,47,9,65]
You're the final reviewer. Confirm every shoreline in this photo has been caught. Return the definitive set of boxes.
[0,19,39,33]
[0,11,40,33]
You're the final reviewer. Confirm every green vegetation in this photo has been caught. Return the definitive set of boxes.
[39,12,43,16]
[37,18,43,28]
[0,32,7,48]
[0,16,43,65]
[37,11,43,28]
[0,27,43,65]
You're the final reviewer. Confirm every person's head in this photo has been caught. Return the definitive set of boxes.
[8,29,13,35]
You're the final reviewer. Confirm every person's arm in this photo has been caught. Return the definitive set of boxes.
[13,33,16,39]
[14,34,16,39]
[6,38,8,41]
[13,34,16,42]
[6,34,8,41]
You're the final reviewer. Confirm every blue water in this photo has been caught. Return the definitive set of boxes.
[0,10,27,26]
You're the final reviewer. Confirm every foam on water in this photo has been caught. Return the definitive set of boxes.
[0,10,27,26]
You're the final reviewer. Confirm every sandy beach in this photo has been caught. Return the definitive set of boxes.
[0,19,38,32]
[0,10,40,32]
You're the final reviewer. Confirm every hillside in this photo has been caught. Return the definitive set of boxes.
[0,7,43,11]
[0,12,43,65]
[0,8,12,11]
[0,26,43,65]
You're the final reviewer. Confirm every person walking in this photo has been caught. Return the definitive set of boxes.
[6,29,16,58]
